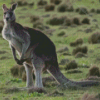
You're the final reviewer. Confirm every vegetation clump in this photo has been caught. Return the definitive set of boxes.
[88,65,100,77]
[90,8,95,13]
[33,21,45,30]
[75,8,80,12]
[64,18,72,26]
[75,52,87,58]
[82,18,90,24]
[45,4,55,11]
[57,31,65,36]
[96,9,100,14]
[50,0,62,5]
[88,32,100,44]
[72,46,88,55]
[79,7,89,15]
[72,17,81,25]
[47,16,66,25]
[70,38,83,47]
[67,6,74,12]
[37,0,47,6]
[57,4,68,12]
[17,1,28,6]
[65,60,78,70]
[30,15,40,22]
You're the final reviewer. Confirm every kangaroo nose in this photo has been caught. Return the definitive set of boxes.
[6,17,9,21]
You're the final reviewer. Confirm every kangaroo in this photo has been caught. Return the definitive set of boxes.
[2,3,100,89]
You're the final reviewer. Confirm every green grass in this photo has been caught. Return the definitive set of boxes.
[0,0,100,100]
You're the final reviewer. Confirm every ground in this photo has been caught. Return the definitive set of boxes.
[0,0,100,100]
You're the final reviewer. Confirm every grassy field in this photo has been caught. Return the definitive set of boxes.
[0,0,100,100]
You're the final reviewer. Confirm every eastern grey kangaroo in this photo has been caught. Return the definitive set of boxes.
[2,3,99,89]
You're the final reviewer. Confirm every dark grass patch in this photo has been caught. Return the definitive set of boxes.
[0,51,7,54]
[67,69,82,74]
[17,1,28,6]
[57,4,68,12]
[72,46,88,55]
[30,15,40,23]
[64,18,72,26]
[88,32,100,44]
[66,6,74,12]
[86,76,100,81]
[79,7,89,15]
[4,87,20,94]
[45,4,55,11]
[57,47,69,53]
[28,2,34,7]
[57,31,65,36]
[75,8,80,12]
[65,60,78,70]
[50,0,62,5]
[47,16,66,25]
[28,88,46,94]
[88,65,100,77]
[0,56,10,60]
[82,18,90,24]
[72,17,81,25]
[37,0,47,6]
[33,21,45,30]
[70,38,83,47]
[59,59,69,65]
[75,52,87,58]
[90,8,96,13]
[96,9,100,14]
[47,90,64,97]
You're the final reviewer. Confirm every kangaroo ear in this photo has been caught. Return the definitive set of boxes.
[2,4,8,11]
[11,3,18,11]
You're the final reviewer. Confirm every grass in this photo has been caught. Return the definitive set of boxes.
[0,0,100,100]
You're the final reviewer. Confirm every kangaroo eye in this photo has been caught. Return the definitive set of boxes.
[9,12,13,17]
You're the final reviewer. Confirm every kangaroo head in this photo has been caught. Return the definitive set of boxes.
[2,3,17,23]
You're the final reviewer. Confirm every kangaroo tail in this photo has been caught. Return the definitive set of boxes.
[47,61,100,89]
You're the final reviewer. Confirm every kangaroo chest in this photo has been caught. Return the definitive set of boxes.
[2,25,22,53]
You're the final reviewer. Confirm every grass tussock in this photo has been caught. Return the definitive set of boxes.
[70,38,83,47]
[75,7,80,12]
[30,15,40,23]
[17,1,28,6]
[50,0,62,5]
[65,60,78,70]
[96,9,100,14]
[33,21,45,30]
[57,31,65,36]
[72,46,88,55]
[66,6,74,12]
[37,0,47,6]
[47,16,66,25]
[90,8,96,13]
[79,7,89,15]
[45,4,55,11]
[88,65,100,77]
[82,18,90,24]
[64,18,72,26]
[88,32,100,44]
[72,17,81,25]
[57,4,68,12]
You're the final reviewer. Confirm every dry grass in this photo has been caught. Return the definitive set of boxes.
[50,0,62,5]
[47,16,66,25]
[88,32,100,44]
[82,18,90,24]
[72,46,88,55]
[88,65,100,77]
[65,60,78,70]
[37,0,47,6]
[45,4,55,11]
